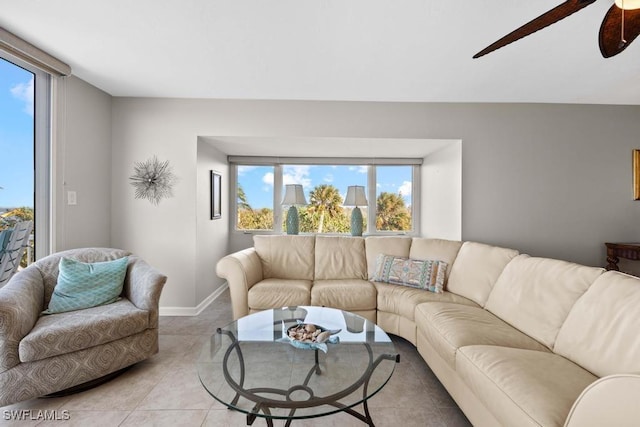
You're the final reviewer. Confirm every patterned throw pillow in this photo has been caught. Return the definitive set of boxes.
[43,256,129,314]
[373,254,448,293]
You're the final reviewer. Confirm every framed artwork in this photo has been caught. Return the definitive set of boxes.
[211,171,222,219]
[634,150,640,200]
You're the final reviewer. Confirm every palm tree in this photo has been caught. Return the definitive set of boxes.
[307,185,344,233]
[376,192,411,231]
[237,185,271,230]
[237,185,252,210]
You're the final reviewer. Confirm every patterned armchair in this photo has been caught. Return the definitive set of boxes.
[0,248,166,407]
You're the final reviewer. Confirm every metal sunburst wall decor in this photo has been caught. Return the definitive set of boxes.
[129,155,177,205]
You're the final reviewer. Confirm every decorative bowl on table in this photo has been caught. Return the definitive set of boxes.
[280,322,340,352]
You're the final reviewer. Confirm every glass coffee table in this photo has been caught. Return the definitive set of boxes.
[198,306,399,426]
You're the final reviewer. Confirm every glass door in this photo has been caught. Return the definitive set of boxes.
[0,57,36,266]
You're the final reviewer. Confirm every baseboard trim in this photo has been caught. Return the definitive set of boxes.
[159,282,228,316]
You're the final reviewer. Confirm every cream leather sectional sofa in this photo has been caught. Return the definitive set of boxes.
[216,235,640,427]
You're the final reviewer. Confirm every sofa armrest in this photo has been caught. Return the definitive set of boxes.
[216,248,263,320]
[564,374,640,427]
[123,256,167,328]
[0,266,44,372]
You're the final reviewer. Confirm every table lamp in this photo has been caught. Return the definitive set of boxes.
[344,185,367,236]
[282,184,307,235]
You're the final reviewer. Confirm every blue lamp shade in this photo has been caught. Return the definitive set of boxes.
[344,185,367,236]
[282,184,307,235]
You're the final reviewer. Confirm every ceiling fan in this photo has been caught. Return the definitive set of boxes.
[474,0,640,58]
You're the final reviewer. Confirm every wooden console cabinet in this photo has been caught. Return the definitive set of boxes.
[605,242,640,271]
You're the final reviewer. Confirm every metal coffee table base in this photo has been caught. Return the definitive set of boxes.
[218,328,399,426]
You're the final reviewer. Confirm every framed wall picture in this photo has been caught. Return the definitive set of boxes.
[211,171,222,219]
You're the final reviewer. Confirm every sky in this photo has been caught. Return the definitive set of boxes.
[0,57,34,208]
[238,164,412,209]
[0,57,413,212]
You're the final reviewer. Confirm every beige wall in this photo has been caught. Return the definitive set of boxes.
[422,141,462,240]
[196,140,229,306]
[54,76,112,251]
[102,98,640,310]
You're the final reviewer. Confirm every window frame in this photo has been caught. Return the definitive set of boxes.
[231,163,279,234]
[0,52,52,261]
[370,164,421,235]
[230,158,421,236]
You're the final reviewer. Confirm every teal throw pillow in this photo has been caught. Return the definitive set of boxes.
[372,254,448,293]
[43,256,129,314]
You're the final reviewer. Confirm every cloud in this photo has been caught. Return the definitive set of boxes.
[262,166,312,190]
[349,166,368,174]
[398,181,412,197]
[283,165,312,188]
[238,165,258,175]
[262,172,274,186]
[323,173,334,183]
[10,76,34,116]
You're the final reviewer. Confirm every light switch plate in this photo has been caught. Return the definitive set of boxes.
[67,191,77,205]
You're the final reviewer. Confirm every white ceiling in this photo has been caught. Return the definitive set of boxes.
[1,0,640,105]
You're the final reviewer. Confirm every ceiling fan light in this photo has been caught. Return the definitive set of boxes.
[615,0,640,10]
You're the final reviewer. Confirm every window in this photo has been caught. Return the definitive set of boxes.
[375,165,413,232]
[282,165,367,234]
[0,57,35,265]
[236,165,275,230]
[0,54,51,262]
[232,158,420,235]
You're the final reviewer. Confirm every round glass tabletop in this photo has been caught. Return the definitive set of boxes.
[197,306,399,424]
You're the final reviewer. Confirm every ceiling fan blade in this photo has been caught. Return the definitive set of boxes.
[473,0,597,58]
[599,5,640,58]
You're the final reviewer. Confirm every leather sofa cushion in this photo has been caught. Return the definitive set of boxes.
[311,279,376,311]
[457,345,596,427]
[485,255,604,349]
[364,236,412,280]
[314,236,367,280]
[374,282,477,321]
[409,238,462,280]
[447,241,519,307]
[254,235,315,280]
[415,302,549,369]
[19,299,149,363]
[247,279,312,310]
[555,271,640,377]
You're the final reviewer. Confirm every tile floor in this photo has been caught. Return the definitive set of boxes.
[0,289,471,426]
